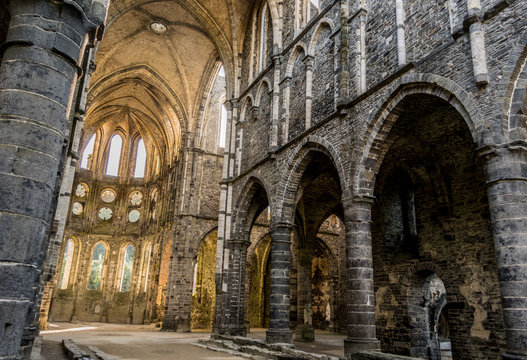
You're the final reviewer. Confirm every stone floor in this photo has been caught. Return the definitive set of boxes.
[40,323,347,360]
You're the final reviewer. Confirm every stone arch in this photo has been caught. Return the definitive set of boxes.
[307,18,335,56]
[496,30,527,140]
[352,75,481,198]
[193,226,219,257]
[88,65,189,134]
[285,43,308,78]
[193,56,224,148]
[398,263,461,359]
[239,95,255,123]
[191,227,218,330]
[255,78,272,107]
[232,175,273,239]
[277,135,348,224]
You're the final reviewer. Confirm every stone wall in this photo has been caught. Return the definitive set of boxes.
[217,0,527,357]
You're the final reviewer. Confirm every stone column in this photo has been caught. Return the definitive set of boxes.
[342,197,380,355]
[227,239,250,336]
[271,55,282,149]
[0,1,104,358]
[266,222,293,343]
[294,246,314,342]
[480,142,527,359]
[304,55,314,130]
[465,0,489,85]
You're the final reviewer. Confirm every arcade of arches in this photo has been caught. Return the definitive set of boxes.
[1,0,527,360]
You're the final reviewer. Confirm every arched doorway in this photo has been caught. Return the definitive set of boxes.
[191,230,217,330]
[369,93,505,358]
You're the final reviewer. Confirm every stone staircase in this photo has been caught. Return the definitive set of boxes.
[196,335,346,360]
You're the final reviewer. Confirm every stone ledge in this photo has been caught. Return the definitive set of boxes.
[200,335,344,360]
[349,351,421,360]
[62,339,92,360]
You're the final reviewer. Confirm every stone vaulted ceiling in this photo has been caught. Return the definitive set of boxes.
[86,0,252,160]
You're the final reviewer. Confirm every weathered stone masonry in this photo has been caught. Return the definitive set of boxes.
[0,1,107,358]
[214,0,527,359]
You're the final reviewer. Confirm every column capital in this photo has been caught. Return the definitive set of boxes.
[477,140,527,159]
[271,221,295,231]
[478,140,527,185]
[229,238,250,250]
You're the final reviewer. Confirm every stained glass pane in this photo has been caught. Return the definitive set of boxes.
[120,245,135,292]
[58,239,74,289]
[88,243,106,290]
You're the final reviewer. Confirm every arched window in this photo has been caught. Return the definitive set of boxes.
[134,138,147,178]
[58,238,75,289]
[88,243,106,290]
[120,244,135,292]
[308,0,320,20]
[143,243,152,292]
[219,102,227,148]
[258,4,269,72]
[106,134,123,176]
[80,135,96,169]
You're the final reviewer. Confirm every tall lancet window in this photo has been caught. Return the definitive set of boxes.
[259,4,269,72]
[58,238,75,289]
[88,243,106,290]
[106,134,123,176]
[80,135,96,169]
[309,0,319,20]
[120,244,135,292]
[219,103,227,148]
[134,138,147,178]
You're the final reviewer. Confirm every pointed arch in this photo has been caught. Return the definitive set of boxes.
[351,74,481,198]
[232,176,273,239]
[307,19,335,56]
[285,43,308,78]
[106,134,123,176]
[276,136,347,223]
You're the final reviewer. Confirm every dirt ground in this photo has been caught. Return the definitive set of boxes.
[41,322,244,360]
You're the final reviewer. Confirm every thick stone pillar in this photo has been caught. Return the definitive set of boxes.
[294,247,314,342]
[343,197,380,355]
[0,1,104,358]
[227,239,250,336]
[266,223,293,344]
[480,142,527,359]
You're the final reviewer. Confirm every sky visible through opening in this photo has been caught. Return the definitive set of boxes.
[106,135,122,176]
[134,138,147,178]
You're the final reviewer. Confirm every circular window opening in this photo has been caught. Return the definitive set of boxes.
[101,189,116,203]
[128,210,141,223]
[150,22,167,34]
[98,207,113,220]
